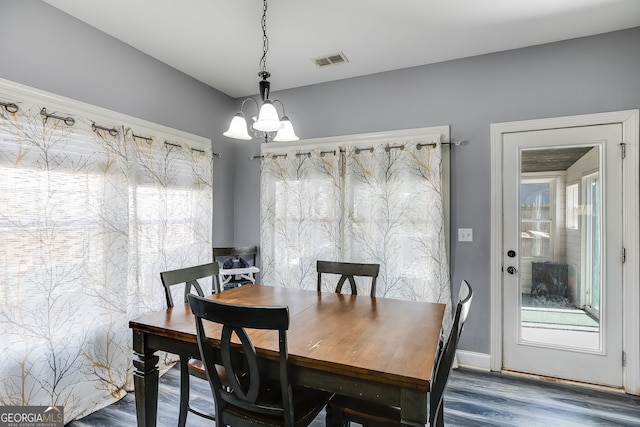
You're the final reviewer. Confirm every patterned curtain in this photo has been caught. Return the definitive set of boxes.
[0,101,213,422]
[260,149,342,289]
[260,140,452,332]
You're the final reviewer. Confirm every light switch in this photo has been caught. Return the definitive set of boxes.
[458,228,473,242]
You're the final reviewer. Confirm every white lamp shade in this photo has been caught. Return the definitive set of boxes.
[223,113,252,140]
[253,100,284,132]
[273,116,299,142]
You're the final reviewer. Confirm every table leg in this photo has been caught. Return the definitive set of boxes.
[400,388,428,427]
[133,330,160,427]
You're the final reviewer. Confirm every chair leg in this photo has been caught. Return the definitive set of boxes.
[433,403,445,427]
[178,357,190,427]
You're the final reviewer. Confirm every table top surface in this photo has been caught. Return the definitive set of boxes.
[130,284,446,392]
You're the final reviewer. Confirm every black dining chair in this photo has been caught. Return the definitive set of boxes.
[160,262,224,427]
[316,260,380,297]
[188,293,333,427]
[325,280,473,427]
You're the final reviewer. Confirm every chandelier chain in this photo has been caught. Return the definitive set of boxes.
[224,0,298,142]
[259,0,269,76]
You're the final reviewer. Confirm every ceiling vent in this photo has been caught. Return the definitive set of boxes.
[312,52,349,68]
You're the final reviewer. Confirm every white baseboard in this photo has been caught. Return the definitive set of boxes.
[456,350,491,371]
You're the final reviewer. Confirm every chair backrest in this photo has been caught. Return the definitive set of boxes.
[160,262,220,308]
[429,280,473,425]
[187,294,295,426]
[316,260,380,297]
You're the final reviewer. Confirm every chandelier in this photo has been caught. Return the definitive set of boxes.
[223,0,299,142]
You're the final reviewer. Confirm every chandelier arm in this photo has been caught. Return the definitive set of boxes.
[271,99,286,117]
[240,97,260,114]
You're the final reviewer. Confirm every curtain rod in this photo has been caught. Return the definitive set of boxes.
[250,153,288,160]
[40,107,75,126]
[163,140,220,157]
[92,122,119,136]
[3,99,218,156]
[251,139,462,160]
[131,133,217,157]
[132,133,152,142]
[1,100,19,113]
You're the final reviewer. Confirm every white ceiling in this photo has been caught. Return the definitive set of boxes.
[43,0,640,99]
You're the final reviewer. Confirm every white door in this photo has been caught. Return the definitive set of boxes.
[502,124,624,387]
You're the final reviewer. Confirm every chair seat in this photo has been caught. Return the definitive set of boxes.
[225,380,333,427]
[187,358,205,375]
[327,394,400,426]
[188,358,230,382]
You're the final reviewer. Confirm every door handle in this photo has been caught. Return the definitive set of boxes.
[506,266,517,275]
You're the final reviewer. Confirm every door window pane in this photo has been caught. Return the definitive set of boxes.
[521,183,551,220]
[521,181,552,258]
[519,146,601,352]
[521,221,551,258]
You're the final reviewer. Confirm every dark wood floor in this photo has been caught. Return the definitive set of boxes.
[66,365,640,426]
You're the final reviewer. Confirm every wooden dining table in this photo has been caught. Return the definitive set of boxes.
[129,284,446,427]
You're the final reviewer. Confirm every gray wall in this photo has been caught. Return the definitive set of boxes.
[0,0,237,245]
[239,27,640,354]
[2,0,639,354]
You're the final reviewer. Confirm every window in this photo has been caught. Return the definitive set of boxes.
[260,127,452,305]
[566,183,579,230]
[582,172,600,315]
[520,180,553,259]
[0,81,212,421]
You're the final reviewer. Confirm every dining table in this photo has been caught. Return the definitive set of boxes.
[129,284,446,427]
